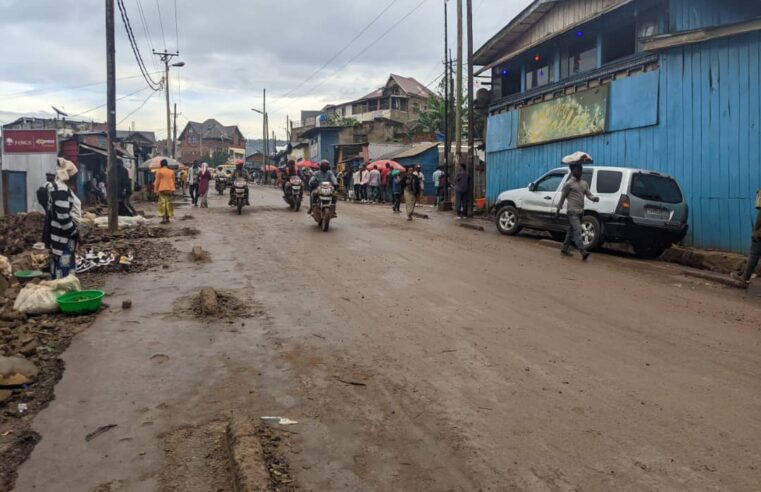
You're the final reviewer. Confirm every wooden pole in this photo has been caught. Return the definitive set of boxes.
[455,0,463,166]
[172,102,178,159]
[164,56,171,158]
[443,0,451,209]
[263,88,268,184]
[106,0,118,232]
[466,0,475,216]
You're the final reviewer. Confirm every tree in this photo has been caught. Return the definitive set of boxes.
[411,77,466,138]
[206,149,229,167]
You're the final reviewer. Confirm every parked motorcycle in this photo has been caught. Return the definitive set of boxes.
[232,178,248,214]
[311,181,336,231]
[283,176,304,211]
[215,176,227,195]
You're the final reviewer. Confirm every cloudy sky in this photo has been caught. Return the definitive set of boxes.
[0,0,526,142]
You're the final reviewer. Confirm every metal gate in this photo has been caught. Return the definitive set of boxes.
[2,171,27,214]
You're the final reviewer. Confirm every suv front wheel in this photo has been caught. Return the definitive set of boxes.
[496,205,522,235]
[581,215,603,250]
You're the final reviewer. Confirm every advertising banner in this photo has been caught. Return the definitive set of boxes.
[2,129,58,154]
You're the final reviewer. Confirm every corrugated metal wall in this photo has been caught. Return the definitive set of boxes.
[396,148,440,196]
[668,0,761,32]
[485,31,761,253]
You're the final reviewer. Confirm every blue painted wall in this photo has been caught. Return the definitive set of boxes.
[668,0,761,32]
[396,147,439,196]
[485,31,761,253]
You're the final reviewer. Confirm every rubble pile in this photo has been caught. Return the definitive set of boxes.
[0,213,44,257]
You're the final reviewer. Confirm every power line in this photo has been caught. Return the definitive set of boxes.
[134,0,161,73]
[0,71,163,101]
[70,86,150,118]
[297,0,430,99]
[117,0,163,90]
[155,0,167,50]
[119,88,158,125]
[275,0,399,101]
[173,0,179,52]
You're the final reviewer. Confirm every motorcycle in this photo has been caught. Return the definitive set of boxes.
[283,176,304,211]
[232,178,248,214]
[311,181,336,232]
[215,176,227,195]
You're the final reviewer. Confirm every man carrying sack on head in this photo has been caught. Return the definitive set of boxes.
[731,189,761,287]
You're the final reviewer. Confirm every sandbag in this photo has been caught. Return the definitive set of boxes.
[92,215,148,228]
[13,274,82,314]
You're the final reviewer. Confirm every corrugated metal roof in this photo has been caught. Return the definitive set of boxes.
[391,142,439,159]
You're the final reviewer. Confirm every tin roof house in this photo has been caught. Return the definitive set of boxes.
[477,0,761,252]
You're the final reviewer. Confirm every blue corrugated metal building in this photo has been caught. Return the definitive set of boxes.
[476,0,761,252]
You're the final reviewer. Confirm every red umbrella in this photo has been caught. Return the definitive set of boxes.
[263,165,279,172]
[145,156,181,169]
[368,160,405,171]
[296,160,320,169]
[234,158,245,165]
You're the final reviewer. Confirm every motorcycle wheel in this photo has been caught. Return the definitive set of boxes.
[321,216,330,232]
[237,201,243,215]
[295,200,301,212]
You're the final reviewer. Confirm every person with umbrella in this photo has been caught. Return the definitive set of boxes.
[154,158,177,224]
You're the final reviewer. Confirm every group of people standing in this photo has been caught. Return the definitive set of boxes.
[339,163,427,221]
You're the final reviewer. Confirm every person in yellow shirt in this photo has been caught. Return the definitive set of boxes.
[154,159,176,224]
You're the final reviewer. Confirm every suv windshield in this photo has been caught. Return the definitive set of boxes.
[630,174,683,203]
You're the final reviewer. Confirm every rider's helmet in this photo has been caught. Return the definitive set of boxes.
[320,160,330,172]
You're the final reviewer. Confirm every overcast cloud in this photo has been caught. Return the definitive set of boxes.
[0,0,525,141]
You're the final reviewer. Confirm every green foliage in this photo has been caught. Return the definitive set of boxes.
[328,115,359,127]
[206,149,229,167]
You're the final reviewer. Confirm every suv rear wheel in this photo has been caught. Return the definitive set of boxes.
[496,205,522,235]
[581,215,603,250]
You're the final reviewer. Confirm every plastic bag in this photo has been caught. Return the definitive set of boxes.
[13,274,82,314]
[93,216,148,228]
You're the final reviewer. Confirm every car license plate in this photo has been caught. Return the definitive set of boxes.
[645,208,670,220]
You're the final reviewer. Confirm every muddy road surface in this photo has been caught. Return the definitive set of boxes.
[13,186,761,491]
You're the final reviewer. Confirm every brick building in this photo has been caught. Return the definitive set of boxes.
[177,118,246,164]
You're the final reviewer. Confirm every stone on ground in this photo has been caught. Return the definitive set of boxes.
[199,288,218,315]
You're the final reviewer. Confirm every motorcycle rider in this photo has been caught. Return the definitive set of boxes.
[282,160,298,194]
[309,159,339,215]
[228,160,251,206]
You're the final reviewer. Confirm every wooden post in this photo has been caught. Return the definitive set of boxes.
[466,0,475,216]
[106,0,118,232]
[455,0,463,167]
[172,102,178,159]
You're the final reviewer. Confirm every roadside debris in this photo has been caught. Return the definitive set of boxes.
[260,417,299,425]
[122,299,132,310]
[0,356,39,386]
[199,288,219,315]
[333,376,367,387]
[190,246,211,263]
[85,424,117,442]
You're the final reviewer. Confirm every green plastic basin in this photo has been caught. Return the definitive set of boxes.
[56,290,105,314]
[14,270,44,279]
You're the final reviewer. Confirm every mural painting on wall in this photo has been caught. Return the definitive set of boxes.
[518,86,608,147]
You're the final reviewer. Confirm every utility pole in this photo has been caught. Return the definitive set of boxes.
[466,0,475,216]
[172,102,179,158]
[106,0,118,232]
[455,0,463,167]
[262,89,267,184]
[441,0,452,211]
[153,50,183,158]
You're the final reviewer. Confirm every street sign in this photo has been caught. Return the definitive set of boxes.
[2,129,58,154]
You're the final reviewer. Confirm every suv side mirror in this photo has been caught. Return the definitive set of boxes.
[528,182,536,192]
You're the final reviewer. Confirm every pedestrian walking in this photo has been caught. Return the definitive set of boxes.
[414,164,425,197]
[197,162,212,208]
[117,158,137,216]
[401,166,422,220]
[555,152,599,261]
[454,163,469,218]
[391,170,402,213]
[360,165,370,203]
[188,161,199,206]
[37,172,56,248]
[731,191,761,287]
[433,166,444,206]
[154,159,176,224]
[48,167,81,279]
[342,166,353,201]
[352,167,362,203]
[381,163,391,203]
[368,166,381,203]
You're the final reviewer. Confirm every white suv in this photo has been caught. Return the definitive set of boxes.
[493,166,689,258]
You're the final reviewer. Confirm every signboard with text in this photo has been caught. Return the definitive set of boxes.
[2,129,58,154]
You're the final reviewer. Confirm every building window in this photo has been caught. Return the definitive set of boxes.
[412,102,420,114]
[379,98,390,110]
[525,53,552,90]
[637,8,661,51]
[563,35,597,78]
[368,99,378,111]
[603,22,636,63]
[500,66,522,96]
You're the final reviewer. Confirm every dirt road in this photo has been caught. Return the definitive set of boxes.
[13,187,761,491]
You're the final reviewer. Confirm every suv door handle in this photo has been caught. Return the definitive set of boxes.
[544,196,552,200]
